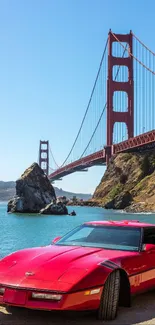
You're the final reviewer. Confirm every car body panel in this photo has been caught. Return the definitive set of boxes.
[0,220,155,311]
[0,245,138,290]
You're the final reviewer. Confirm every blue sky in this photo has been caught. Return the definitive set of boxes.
[0,0,154,194]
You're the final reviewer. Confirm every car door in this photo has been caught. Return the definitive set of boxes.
[122,227,155,294]
[139,227,155,291]
[124,252,151,294]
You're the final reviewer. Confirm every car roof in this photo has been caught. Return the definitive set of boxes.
[84,220,155,228]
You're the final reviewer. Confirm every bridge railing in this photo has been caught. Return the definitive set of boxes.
[49,149,106,180]
[114,130,155,154]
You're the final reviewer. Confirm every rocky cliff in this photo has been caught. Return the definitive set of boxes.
[93,150,155,212]
[8,163,56,213]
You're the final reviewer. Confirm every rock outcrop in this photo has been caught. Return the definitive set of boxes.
[92,150,155,212]
[7,163,56,213]
[40,202,68,215]
[104,191,132,210]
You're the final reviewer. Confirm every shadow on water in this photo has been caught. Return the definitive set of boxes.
[0,291,155,324]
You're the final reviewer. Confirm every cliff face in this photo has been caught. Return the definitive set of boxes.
[93,151,155,212]
[8,163,56,213]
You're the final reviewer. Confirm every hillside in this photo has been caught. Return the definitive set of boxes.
[0,181,91,201]
[92,150,155,212]
[0,182,16,201]
[54,187,91,200]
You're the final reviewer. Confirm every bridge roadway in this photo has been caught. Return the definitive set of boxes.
[1,290,155,324]
[49,130,155,182]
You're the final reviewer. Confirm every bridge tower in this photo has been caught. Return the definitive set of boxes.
[106,30,134,160]
[39,140,49,175]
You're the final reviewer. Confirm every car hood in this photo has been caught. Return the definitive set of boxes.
[0,245,137,291]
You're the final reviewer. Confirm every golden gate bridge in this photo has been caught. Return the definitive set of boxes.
[38,30,155,181]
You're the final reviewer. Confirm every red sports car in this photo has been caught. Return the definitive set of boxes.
[0,219,155,320]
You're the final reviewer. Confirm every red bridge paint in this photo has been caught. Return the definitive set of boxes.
[49,130,155,181]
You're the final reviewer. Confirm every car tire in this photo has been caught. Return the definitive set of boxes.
[97,269,120,321]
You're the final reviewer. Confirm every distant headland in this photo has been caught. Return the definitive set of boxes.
[0,180,92,202]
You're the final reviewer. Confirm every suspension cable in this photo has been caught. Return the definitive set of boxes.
[49,145,60,168]
[80,103,107,157]
[60,38,108,167]
[111,32,155,75]
[47,163,55,172]
[132,32,155,56]
[80,45,128,158]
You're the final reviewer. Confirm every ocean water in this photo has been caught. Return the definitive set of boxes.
[0,202,155,258]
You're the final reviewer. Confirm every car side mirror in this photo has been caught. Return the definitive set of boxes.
[142,243,155,251]
[52,236,62,244]
[142,244,146,251]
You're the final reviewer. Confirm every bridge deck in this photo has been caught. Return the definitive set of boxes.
[49,149,106,181]
[49,130,155,182]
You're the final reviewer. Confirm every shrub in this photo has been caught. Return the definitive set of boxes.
[108,184,123,200]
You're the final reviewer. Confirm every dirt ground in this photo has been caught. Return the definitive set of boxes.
[1,291,155,325]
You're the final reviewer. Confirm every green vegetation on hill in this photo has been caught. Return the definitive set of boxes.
[92,150,155,212]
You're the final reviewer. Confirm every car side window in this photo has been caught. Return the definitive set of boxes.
[143,228,155,245]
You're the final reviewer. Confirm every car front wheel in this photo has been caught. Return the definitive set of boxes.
[97,269,120,321]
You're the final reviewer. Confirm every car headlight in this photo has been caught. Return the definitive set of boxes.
[31,292,62,301]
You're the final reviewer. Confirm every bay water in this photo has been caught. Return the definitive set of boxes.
[0,202,155,258]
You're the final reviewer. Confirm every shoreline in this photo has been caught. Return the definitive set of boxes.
[1,200,155,214]
[67,201,155,214]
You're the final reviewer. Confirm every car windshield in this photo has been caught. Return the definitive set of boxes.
[55,224,141,251]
